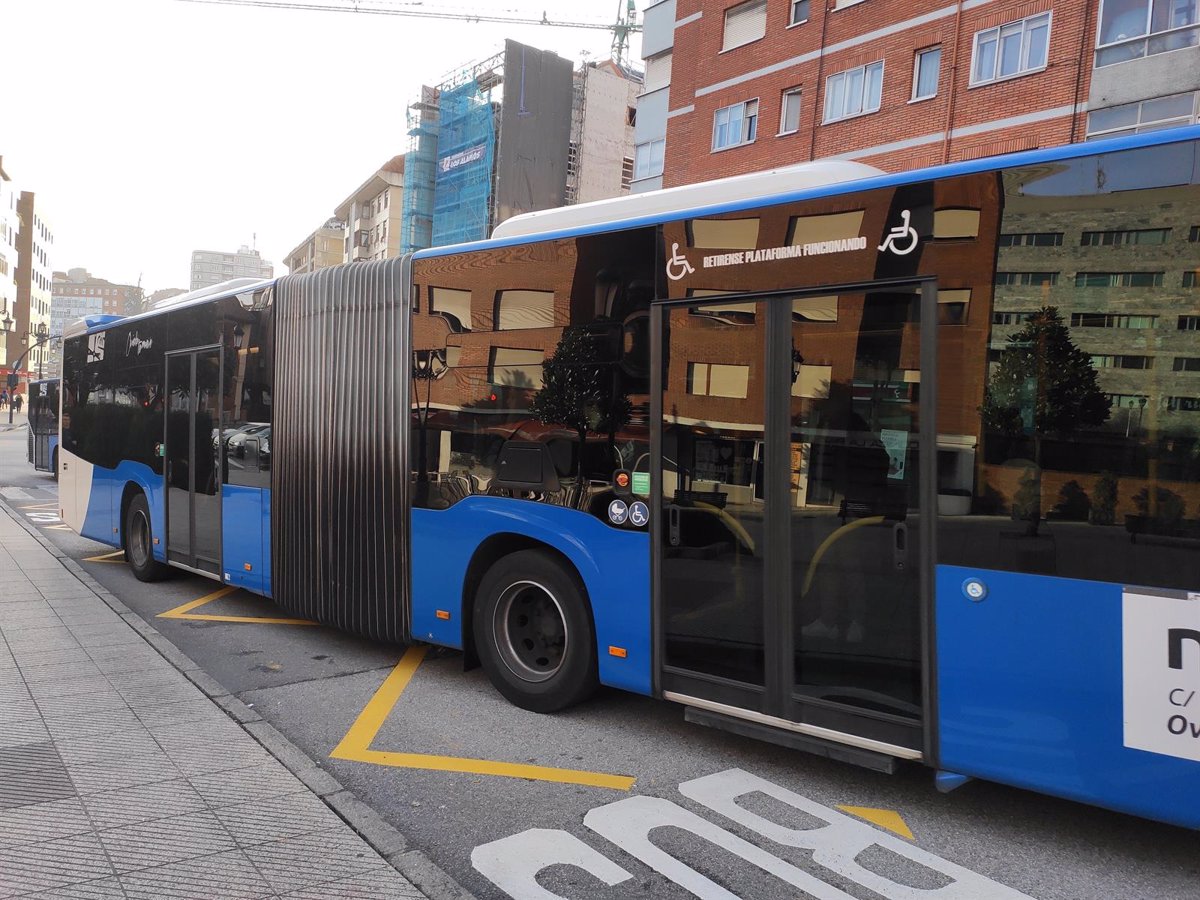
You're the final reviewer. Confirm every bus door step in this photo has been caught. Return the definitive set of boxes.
[683,706,900,775]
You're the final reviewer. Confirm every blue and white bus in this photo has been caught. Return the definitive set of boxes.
[60,128,1200,829]
[27,377,59,477]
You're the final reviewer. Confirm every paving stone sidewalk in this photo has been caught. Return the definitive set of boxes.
[0,511,427,899]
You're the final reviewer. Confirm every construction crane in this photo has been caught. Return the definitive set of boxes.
[174,0,641,66]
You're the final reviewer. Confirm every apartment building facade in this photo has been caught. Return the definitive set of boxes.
[284,218,346,274]
[50,266,145,368]
[633,1,1200,191]
[334,157,404,263]
[0,160,18,375]
[190,245,274,291]
[11,191,53,386]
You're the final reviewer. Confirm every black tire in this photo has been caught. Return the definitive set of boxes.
[124,493,168,582]
[473,549,598,713]
[51,447,58,482]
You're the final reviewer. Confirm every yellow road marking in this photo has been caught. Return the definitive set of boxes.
[20,502,57,510]
[837,805,914,840]
[158,586,317,626]
[45,524,71,530]
[331,646,636,791]
[83,549,126,563]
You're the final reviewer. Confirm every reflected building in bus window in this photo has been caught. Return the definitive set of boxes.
[942,140,1200,590]
[410,227,657,518]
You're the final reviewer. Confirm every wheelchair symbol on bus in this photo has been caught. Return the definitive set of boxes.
[665,243,696,281]
[878,209,919,256]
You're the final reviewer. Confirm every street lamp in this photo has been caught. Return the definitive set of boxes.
[34,322,49,380]
[0,312,13,425]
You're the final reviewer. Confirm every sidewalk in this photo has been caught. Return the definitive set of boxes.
[0,505,429,899]
[0,411,26,433]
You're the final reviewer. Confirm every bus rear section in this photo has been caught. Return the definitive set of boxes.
[26,377,59,476]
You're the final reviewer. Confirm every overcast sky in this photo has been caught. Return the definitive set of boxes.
[4,0,642,293]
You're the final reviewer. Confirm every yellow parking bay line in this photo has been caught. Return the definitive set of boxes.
[158,586,317,626]
[20,502,58,510]
[83,549,126,564]
[331,646,636,791]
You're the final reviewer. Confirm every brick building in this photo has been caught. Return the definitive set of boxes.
[633,0,1200,190]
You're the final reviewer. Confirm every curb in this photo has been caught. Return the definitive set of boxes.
[0,498,478,900]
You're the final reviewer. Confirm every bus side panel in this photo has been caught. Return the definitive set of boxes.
[261,489,271,598]
[937,565,1200,829]
[411,496,652,696]
[221,485,265,595]
[59,448,91,535]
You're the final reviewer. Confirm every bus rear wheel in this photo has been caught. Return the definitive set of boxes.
[124,493,168,582]
[473,550,598,713]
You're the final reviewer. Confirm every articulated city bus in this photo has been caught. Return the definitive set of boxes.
[27,377,59,477]
[60,127,1200,829]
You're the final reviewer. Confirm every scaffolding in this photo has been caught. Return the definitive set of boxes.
[431,51,504,248]
[400,85,439,254]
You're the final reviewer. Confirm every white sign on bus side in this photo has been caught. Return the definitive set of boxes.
[1124,588,1200,762]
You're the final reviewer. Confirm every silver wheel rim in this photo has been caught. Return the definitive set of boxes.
[129,510,151,568]
[493,580,567,683]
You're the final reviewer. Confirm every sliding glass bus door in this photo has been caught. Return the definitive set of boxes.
[655,280,934,757]
[165,347,222,575]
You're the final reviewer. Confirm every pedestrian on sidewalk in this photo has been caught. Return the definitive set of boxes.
[0,390,8,409]
[12,394,22,414]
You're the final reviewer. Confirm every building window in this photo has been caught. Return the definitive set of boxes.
[999,232,1064,247]
[1165,395,1200,411]
[1109,392,1151,408]
[1086,91,1199,138]
[992,311,1036,325]
[488,348,545,390]
[823,61,884,123]
[912,46,942,100]
[644,53,672,93]
[789,0,810,26]
[1180,315,1200,330]
[994,271,1059,286]
[712,99,759,150]
[687,362,749,399]
[429,287,472,331]
[1185,271,1200,287]
[722,0,768,52]
[494,290,555,330]
[634,139,665,179]
[1096,0,1200,66]
[779,87,802,134]
[1075,271,1164,287]
[971,12,1051,86]
[1174,356,1200,371]
[1091,354,1154,369]
[1071,312,1158,328]
[1082,227,1171,245]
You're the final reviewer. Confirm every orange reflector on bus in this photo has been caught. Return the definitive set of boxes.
[153,537,160,545]
[608,646,628,658]
[436,610,451,620]
[244,563,252,571]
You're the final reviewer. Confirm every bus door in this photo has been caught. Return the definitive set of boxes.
[165,348,222,575]
[654,281,935,762]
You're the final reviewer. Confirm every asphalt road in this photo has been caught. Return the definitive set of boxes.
[4,425,1198,900]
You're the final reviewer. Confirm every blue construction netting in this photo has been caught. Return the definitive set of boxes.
[400,91,439,254]
[431,77,496,247]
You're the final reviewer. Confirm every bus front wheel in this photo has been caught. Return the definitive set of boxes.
[473,550,598,713]
[124,493,168,582]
